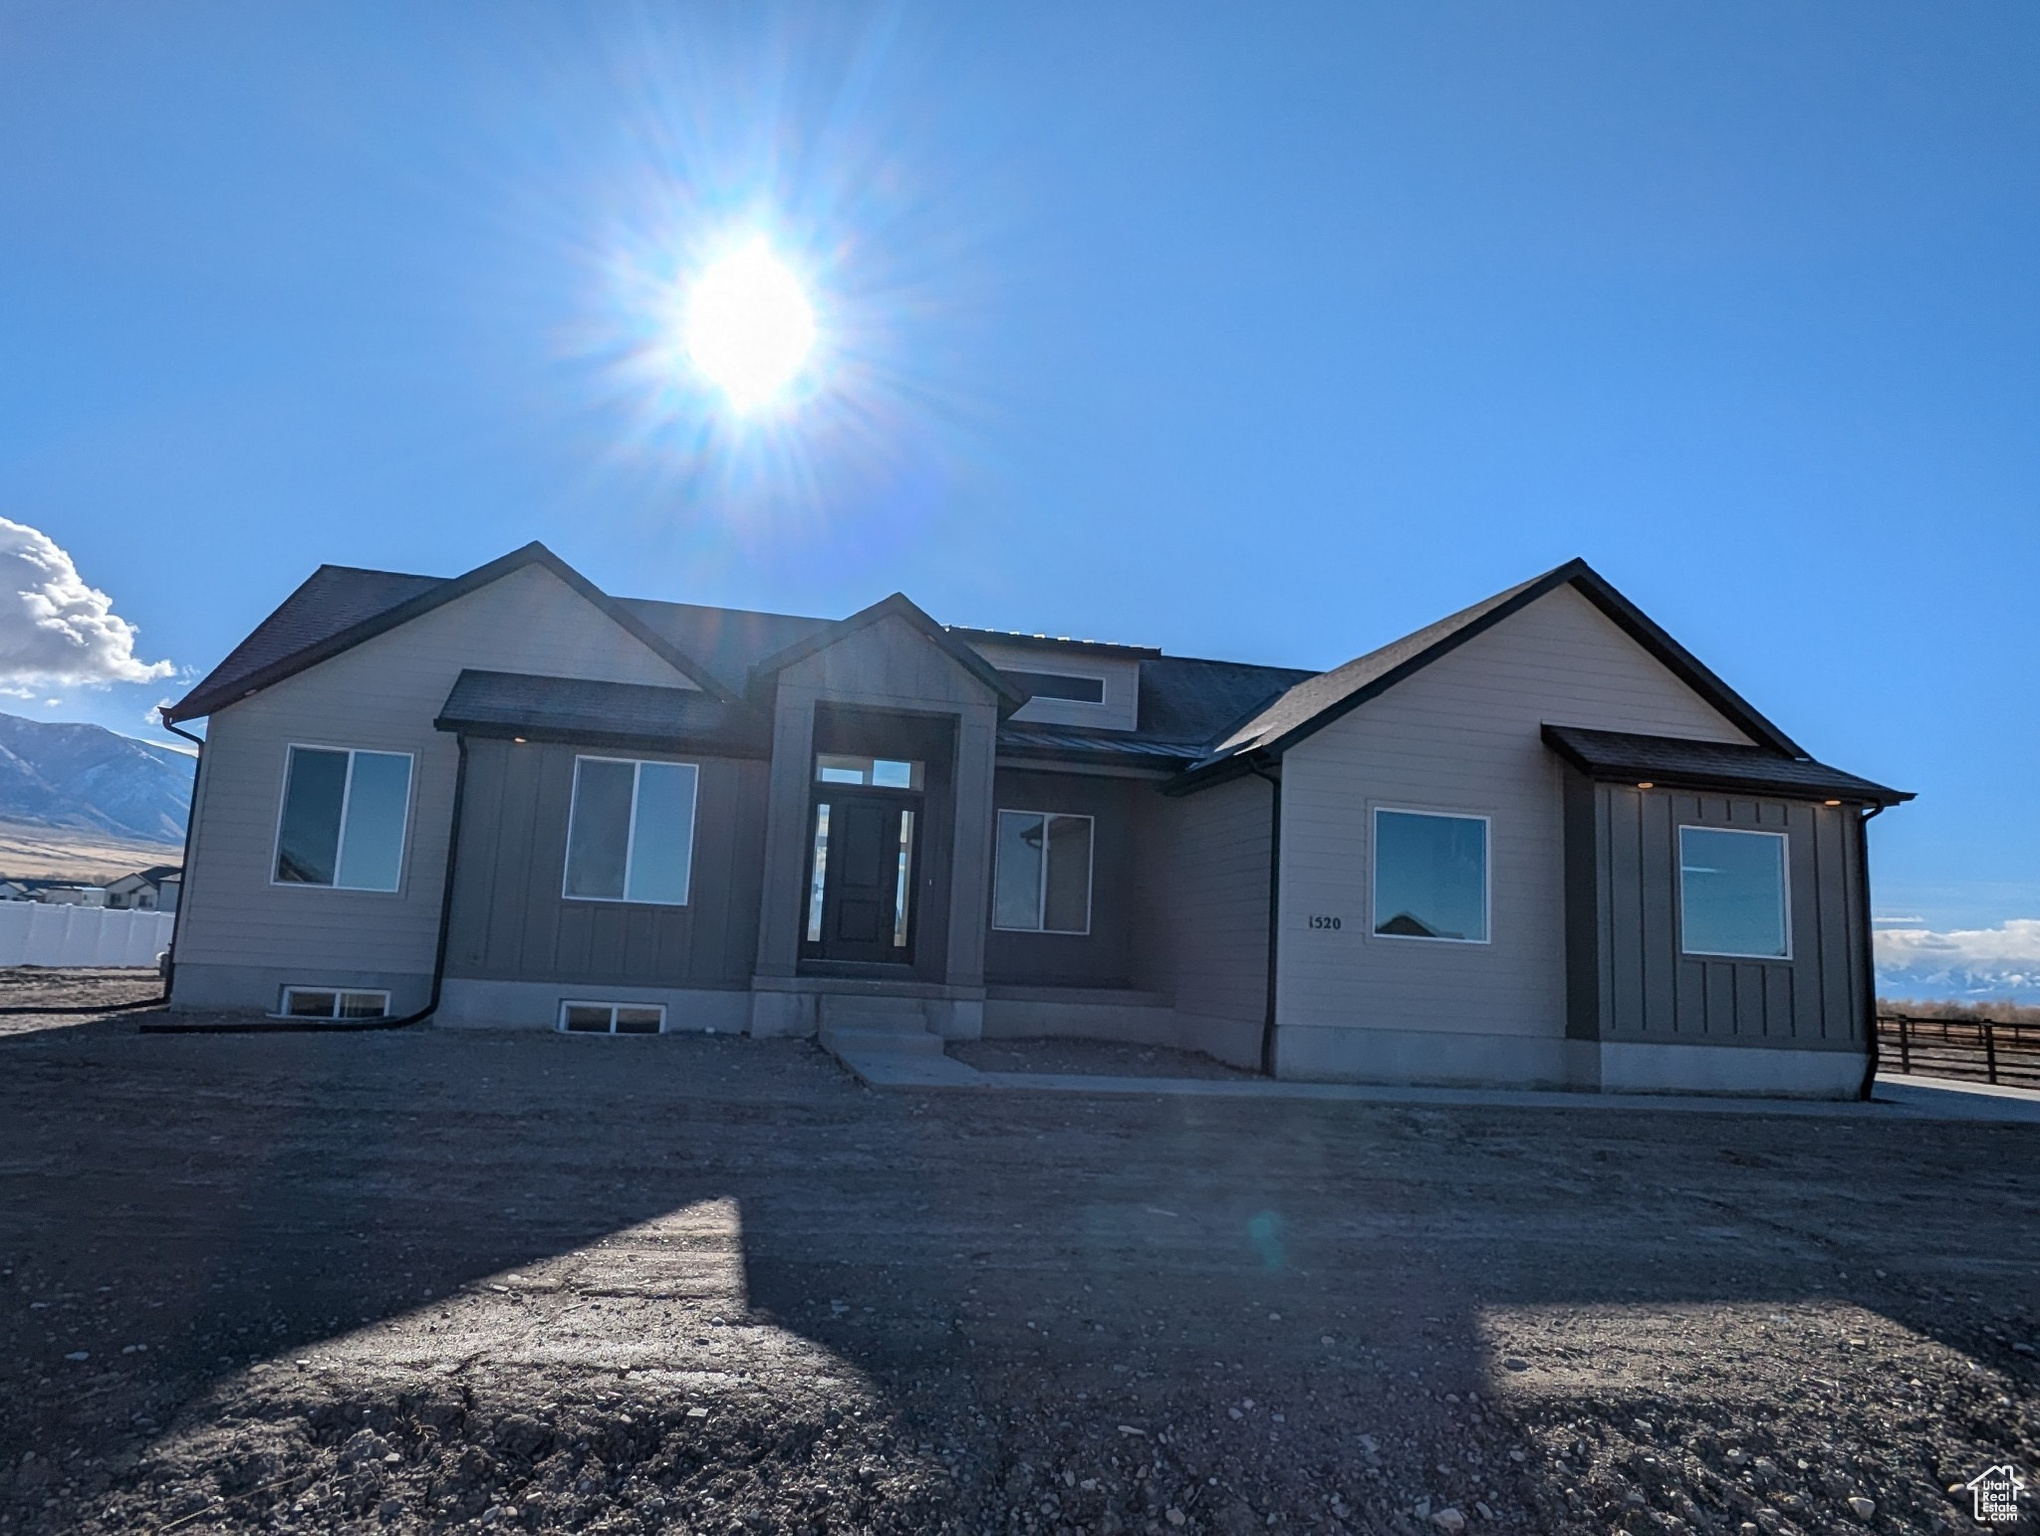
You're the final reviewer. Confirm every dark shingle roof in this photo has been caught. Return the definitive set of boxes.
[167,544,740,721]
[1139,657,1318,745]
[1183,559,1803,782]
[619,599,833,694]
[1540,724,1910,806]
[174,565,442,720]
[435,671,769,756]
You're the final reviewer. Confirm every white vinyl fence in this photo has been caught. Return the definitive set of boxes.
[0,905,174,968]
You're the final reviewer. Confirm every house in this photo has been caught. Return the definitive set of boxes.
[161,542,1909,1094]
[0,882,28,902]
[105,865,182,912]
[29,883,106,907]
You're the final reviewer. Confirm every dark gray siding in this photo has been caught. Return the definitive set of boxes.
[445,737,766,989]
[1129,773,1272,1024]
[984,769,1143,988]
[1580,778,1866,1047]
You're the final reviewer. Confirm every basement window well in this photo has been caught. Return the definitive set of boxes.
[279,987,390,1021]
[559,1001,666,1035]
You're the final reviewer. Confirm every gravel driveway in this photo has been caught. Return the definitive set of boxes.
[0,978,2034,1535]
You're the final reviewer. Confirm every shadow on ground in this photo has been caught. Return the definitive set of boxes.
[0,999,2034,1535]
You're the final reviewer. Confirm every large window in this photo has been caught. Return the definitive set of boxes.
[1679,826,1789,959]
[273,746,414,891]
[993,810,1093,933]
[563,757,698,905]
[1372,808,1489,943]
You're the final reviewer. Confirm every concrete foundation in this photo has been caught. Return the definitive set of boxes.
[170,961,434,1019]
[435,978,751,1033]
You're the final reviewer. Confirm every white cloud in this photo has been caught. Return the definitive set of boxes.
[1876,919,2040,1000]
[0,517,172,685]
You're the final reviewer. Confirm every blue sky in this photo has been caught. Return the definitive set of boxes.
[1,4,2035,958]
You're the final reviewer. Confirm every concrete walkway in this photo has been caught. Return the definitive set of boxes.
[830,1042,2040,1123]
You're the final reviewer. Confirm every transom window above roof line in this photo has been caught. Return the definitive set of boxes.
[815,754,924,790]
[1005,669,1107,705]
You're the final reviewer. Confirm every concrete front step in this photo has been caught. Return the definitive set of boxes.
[819,1025,945,1057]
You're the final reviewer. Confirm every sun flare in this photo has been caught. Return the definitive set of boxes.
[683,239,817,413]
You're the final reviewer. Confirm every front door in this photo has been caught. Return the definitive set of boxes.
[804,790,919,964]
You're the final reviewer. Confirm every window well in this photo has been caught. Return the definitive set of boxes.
[559,1001,667,1035]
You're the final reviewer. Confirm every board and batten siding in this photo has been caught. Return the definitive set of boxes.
[1274,584,1755,1074]
[1579,783,1866,1047]
[172,563,700,1006]
[984,768,1141,989]
[1134,773,1273,1038]
[444,738,766,990]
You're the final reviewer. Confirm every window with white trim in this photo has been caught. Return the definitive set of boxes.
[992,810,1093,933]
[563,757,698,905]
[273,746,414,891]
[279,986,390,1020]
[1372,808,1490,943]
[1679,826,1790,959]
[559,1001,666,1035]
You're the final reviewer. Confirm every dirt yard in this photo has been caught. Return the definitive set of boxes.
[0,973,2035,1536]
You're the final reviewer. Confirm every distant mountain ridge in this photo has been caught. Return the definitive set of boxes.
[0,712,193,847]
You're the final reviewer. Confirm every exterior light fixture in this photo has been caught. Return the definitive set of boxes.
[1823,799,1841,806]
[513,737,528,744]
[1636,781,1654,790]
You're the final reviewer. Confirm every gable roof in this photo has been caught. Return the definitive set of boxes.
[1177,558,1802,786]
[165,542,737,722]
[1541,724,1910,806]
[745,592,1029,712]
[619,599,835,694]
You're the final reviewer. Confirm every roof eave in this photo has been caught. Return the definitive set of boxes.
[746,592,1030,713]
[434,716,772,759]
[165,543,738,722]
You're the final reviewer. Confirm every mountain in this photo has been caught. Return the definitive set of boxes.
[0,712,194,847]
[1875,920,2040,1004]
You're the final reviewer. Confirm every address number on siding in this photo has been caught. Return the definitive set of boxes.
[1308,914,1343,931]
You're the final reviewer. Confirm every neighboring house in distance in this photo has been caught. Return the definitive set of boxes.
[0,882,27,902]
[105,865,182,912]
[161,542,1909,1096]
[28,883,106,907]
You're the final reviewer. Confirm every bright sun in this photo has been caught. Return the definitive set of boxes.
[684,239,817,413]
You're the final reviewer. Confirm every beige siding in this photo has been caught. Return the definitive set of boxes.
[174,563,700,986]
[967,642,1141,732]
[1277,584,1756,1044]
[1135,773,1272,1031]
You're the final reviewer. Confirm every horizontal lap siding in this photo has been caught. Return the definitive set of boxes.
[1278,586,1753,1040]
[174,565,699,981]
[1136,775,1271,1026]
[446,739,764,988]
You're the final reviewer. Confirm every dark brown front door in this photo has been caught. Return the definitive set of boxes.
[804,791,918,964]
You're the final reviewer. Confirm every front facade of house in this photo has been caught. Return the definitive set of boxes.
[164,544,1907,1094]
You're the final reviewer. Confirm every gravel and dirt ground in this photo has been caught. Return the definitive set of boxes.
[949,1040,1254,1081]
[0,971,2035,1535]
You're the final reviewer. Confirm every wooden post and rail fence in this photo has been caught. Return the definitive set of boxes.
[1877,1012,2040,1090]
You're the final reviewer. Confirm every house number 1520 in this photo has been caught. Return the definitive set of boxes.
[1308,914,1343,930]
